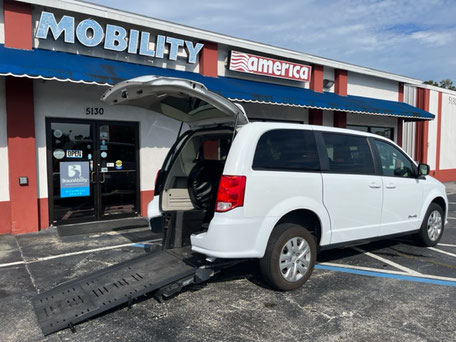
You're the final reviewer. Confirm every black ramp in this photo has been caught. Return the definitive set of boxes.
[32,251,196,335]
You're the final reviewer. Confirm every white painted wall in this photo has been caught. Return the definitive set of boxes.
[0,77,9,202]
[0,1,4,45]
[426,90,439,170]
[33,80,181,199]
[347,113,398,142]
[440,93,456,170]
[402,85,417,159]
[322,110,333,126]
[323,67,335,93]
[348,72,398,101]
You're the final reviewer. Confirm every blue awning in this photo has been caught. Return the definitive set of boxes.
[0,45,433,120]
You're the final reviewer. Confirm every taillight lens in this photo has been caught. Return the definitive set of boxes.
[215,175,246,212]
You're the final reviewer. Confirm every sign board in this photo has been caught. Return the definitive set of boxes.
[35,11,204,64]
[229,50,311,82]
[60,161,90,198]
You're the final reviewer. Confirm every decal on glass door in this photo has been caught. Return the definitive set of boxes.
[60,161,90,198]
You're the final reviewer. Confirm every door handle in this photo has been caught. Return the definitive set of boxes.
[385,183,396,189]
[100,172,106,184]
[369,182,381,189]
[90,171,95,183]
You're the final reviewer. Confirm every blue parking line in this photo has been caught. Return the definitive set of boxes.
[315,264,456,287]
[131,243,152,248]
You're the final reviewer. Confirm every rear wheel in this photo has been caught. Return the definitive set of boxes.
[260,223,316,291]
[415,203,444,247]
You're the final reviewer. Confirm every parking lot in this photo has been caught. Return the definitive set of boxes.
[0,191,455,342]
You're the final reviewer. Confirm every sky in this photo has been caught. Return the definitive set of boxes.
[88,0,456,82]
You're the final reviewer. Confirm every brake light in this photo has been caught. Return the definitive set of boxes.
[215,175,246,212]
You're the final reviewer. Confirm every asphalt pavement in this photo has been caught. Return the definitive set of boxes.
[0,185,456,342]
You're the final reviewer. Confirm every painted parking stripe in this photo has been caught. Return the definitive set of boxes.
[448,217,456,220]
[352,246,422,275]
[438,243,456,248]
[428,247,456,258]
[315,264,456,287]
[0,238,162,269]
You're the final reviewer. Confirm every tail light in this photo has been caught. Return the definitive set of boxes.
[215,175,246,212]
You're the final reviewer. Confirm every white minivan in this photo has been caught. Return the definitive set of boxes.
[102,76,448,290]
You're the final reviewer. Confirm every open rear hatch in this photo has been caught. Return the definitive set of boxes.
[101,76,248,129]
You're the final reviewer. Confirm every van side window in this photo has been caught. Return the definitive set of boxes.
[322,132,375,175]
[252,129,320,172]
[375,140,414,178]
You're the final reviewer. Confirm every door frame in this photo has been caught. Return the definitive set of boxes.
[46,117,141,226]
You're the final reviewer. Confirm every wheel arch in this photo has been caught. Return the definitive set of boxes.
[255,200,331,258]
[275,209,323,246]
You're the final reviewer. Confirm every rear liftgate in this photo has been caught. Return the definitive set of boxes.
[32,249,216,336]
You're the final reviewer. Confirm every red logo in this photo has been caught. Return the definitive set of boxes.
[229,51,311,82]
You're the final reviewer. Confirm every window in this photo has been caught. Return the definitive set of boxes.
[252,129,320,171]
[347,125,394,140]
[322,132,375,175]
[375,140,415,178]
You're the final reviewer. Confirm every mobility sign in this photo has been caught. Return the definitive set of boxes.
[35,11,204,64]
[60,161,90,198]
[229,50,311,82]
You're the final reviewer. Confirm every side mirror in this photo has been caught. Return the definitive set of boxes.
[418,163,430,177]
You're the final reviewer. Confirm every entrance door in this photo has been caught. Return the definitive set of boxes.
[47,119,140,225]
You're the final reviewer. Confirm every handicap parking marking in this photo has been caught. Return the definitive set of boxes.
[316,263,456,287]
[352,246,422,275]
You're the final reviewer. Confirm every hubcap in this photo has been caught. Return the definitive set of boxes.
[279,237,311,282]
[427,210,443,241]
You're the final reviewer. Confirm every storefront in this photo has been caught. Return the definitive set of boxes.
[0,0,454,235]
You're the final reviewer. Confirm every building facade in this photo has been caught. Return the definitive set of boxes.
[0,0,454,235]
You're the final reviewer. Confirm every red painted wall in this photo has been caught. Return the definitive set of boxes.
[6,77,39,234]
[3,0,32,50]
[310,65,323,93]
[199,42,218,77]
[140,190,155,219]
[397,83,404,147]
[38,198,49,230]
[0,201,12,234]
[333,70,348,128]
[335,69,348,96]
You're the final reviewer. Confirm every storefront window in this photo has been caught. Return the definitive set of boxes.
[347,125,394,140]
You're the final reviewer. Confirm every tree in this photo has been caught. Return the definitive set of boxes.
[423,79,456,90]
[424,80,438,86]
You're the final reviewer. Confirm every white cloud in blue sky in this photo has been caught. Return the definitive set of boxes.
[88,0,456,82]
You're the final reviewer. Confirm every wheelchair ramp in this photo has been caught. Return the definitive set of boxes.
[32,250,197,335]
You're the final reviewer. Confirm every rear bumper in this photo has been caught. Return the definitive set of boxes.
[190,209,276,259]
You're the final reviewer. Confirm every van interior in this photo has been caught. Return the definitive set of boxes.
[157,129,233,249]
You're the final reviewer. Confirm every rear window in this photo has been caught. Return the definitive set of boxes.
[321,132,375,175]
[252,129,320,172]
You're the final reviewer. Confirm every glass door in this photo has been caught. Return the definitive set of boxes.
[48,120,96,223]
[97,122,139,218]
[47,119,140,225]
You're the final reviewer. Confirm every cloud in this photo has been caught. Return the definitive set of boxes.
[88,0,456,81]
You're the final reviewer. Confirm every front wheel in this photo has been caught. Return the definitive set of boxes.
[415,203,444,247]
[260,223,316,291]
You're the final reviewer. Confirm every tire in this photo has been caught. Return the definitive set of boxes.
[260,223,316,291]
[415,203,444,247]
